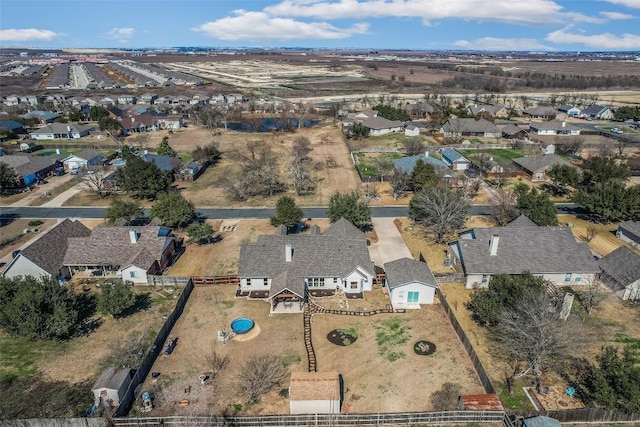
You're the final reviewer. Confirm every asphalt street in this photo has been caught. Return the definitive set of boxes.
[0,204,583,220]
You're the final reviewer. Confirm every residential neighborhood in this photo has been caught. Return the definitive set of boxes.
[1,48,639,426]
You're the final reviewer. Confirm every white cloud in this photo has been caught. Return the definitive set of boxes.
[193,10,369,40]
[0,28,59,42]
[546,28,640,49]
[454,37,554,51]
[601,0,640,9]
[263,0,585,26]
[600,11,635,19]
[105,27,135,43]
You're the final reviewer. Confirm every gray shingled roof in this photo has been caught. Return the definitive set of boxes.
[362,116,404,130]
[92,367,131,391]
[619,221,640,239]
[238,219,374,280]
[523,106,557,117]
[17,219,91,276]
[512,154,574,174]
[270,270,305,297]
[74,148,104,162]
[0,154,63,178]
[442,118,500,134]
[506,215,537,228]
[63,226,172,269]
[598,246,640,287]
[530,120,579,132]
[29,122,95,135]
[393,154,449,174]
[383,257,437,290]
[455,225,598,275]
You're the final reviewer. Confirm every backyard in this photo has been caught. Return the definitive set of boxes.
[139,285,485,415]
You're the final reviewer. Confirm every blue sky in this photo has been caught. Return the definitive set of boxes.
[1,0,639,51]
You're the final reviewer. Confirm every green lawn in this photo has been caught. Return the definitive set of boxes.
[0,331,67,380]
[459,148,524,162]
[355,152,401,178]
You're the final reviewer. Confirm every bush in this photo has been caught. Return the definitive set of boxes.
[28,220,44,227]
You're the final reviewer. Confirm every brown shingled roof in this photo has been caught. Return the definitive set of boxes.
[289,372,340,401]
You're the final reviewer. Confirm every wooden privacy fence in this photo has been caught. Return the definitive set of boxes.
[509,408,640,424]
[0,420,107,427]
[113,410,505,427]
[192,275,239,286]
[115,279,195,417]
[437,288,496,394]
[146,275,191,286]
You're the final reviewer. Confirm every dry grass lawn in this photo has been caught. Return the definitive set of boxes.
[558,214,624,257]
[142,286,484,416]
[0,219,57,260]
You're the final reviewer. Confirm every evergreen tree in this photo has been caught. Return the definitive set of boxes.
[514,183,558,226]
[583,156,630,184]
[97,280,136,318]
[116,156,172,200]
[0,163,18,193]
[547,163,580,195]
[270,196,304,231]
[410,159,437,191]
[157,136,177,157]
[326,190,371,230]
[104,199,143,224]
[186,221,214,244]
[149,191,196,228]
[573,182,640,223]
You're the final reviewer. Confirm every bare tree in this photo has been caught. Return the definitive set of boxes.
[83,168,111,198]
[403,137,425,156]
[493,289,569,377]
[238,354,288,403]
[289,159,314,196]
[555,135,585,157]
[205,350,229,384]
[585,225,597,242]
[470,151,491,177]
[491,187,518,226]
[374,157,392,182]
[408,186,470,244]
[222,144,286,201]
[575,277,608,317]
[390,168,409,200]
[616,139,628,159]
[134,133,149,152]
[292,136,312,162]
[430,383,462,410]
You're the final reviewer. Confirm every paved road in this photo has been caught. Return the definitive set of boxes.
[0,204,584,220]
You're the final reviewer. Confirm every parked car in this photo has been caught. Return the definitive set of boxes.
[611,128,623,134]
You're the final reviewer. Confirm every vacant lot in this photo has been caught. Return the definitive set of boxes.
[142,285,484,416]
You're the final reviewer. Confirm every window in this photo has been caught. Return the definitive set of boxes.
[308,278,325,288]
[481,275,489,284]
[129,271,138,278]
[264,278,269,287]
[350,281,359,290]
[407,291,419,303]
[574,274,581,283]
[333,278,338,285]
[565,273,572,282]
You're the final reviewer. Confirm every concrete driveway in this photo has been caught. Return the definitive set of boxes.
[368,217,413,267]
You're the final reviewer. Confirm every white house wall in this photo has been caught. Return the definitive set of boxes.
[2,255,52,280]
[465,272,596,289]
[290,399,340,414]
[344,269,372,292]
[390,282,437,307]
[64,156,87,170]
[241,277,271,291]
[622,281,640,301]
[120,265,148,284]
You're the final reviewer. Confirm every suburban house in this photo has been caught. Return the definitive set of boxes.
[2,219,91,280]
[404,125,420,137]
[63,225,177,284]
[361,117,404,136]
[62,148,106,172]
[448,215,599,288]
[597,246,640,301]
[582,105,614,120]
[393,153,463,187]
[616,221,640,247]
[21,110,60,124]
[467,104,508,118]
[91,367,132,409]
[383,257,439,308]
[141,153,182,173]
[237,219,376,314]
[500,124,528,139]
[440,148,471,171]
[558,105,582,117]
[512,153,576,181]
[529,120,580,136]
[30,123,96,140]
[289,372,341,414]
[0,154,64,186]
[440,118,501,139]
[178,162,203,182]
[119,115,160,134]
[0,120,27,136]
[523,106,557,120]
[117,95,137,105]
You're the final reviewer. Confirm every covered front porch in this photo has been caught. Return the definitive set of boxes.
[270,289,305,314]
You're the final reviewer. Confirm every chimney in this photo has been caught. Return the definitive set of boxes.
[425,151,429,157]
[562,121,566,128]
[285,243,293,262]
[489,235,499,256]
[129,229,139,244]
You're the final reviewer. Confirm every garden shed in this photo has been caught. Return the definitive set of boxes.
[383,257,438,308]
[597,246,640,301]
[91,367,132,408]
[289,371,341,414]
[523,415,561,427]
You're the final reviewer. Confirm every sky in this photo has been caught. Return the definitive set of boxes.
[1,0,640,51]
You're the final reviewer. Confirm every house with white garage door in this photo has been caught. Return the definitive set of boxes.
[383,257,439,309]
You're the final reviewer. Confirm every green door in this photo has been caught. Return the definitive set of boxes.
[407,291,419,303]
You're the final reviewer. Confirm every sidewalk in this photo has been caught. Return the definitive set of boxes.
[9,174,77,207]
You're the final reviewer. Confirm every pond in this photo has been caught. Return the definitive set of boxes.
[224,118,319,132]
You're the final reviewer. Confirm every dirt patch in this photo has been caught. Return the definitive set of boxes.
[414,340,437,356]
[327,329,358,346]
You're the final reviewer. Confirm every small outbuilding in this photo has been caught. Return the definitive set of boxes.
[616,221,640,247]
[91,367,132,408]
[289,371,341,414]
[458,394,504,411]
[384,257,438,308]
[598,246,640,301]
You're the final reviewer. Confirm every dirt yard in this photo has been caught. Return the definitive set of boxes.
[0,218,57,261]
[558,214,625,257]
[168,219,331,277]
[140,285,484,416]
